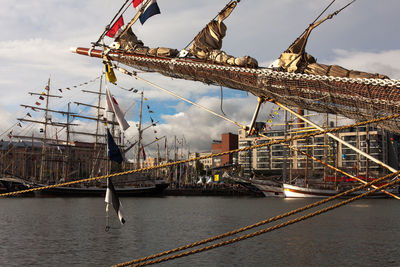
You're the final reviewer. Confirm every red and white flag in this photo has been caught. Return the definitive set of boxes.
[105,89,130,131]
[106,16,125,38]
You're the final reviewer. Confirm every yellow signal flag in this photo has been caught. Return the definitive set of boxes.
[105,63,117,84]
[214,174,219,182]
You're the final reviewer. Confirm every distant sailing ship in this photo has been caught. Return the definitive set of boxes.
[1,76,168,196]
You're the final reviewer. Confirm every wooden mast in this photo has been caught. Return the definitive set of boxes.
[39,79,50,183]
[136,91,144,169]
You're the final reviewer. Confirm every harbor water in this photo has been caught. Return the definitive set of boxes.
[1,196,399,266]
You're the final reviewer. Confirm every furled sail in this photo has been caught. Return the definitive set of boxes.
[189,1,258,68]
[276,12,388,79]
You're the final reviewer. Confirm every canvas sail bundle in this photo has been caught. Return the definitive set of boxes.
[189,1,258,68]
[277,10,388,79]
[115,27,179,57]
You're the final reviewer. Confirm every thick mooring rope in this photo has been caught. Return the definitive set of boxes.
[114,171,400,267]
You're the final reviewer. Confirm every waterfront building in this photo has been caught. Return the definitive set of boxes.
[211,133,238,168]
[238,123,399,179]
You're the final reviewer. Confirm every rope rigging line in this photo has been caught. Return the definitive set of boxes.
[115,171,400,267]
[93,0,132,47]
[287,0,356,52]
[1,113,398,198]
[114,65,248,129]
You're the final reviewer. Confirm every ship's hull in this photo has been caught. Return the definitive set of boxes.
[283,183,398,198]
[0,177,35,196]
[72,47,400,134]
[251,180,284,197]
[34,181,169,197]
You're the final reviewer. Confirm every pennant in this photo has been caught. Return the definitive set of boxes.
[41,92,46,95]
[105,89,130,131]
[39,96,44,100]
[146,105,150,109]
[149,110,154,113]
[35,102,41,106]
[17,123,22,127]
[105,177,126,225]
[31,107,36,111]
[26,113,32,118]
[106,16,125,38]
[133,0,161,25]
[141,145,146,161]
[107,129,123,163]
[58,89,63,93]
[105,63,117,84]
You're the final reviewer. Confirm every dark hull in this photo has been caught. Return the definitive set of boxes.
[0,178,35,197]
[34,182,169,197]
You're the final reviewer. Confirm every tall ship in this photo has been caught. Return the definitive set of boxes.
[0,76,169,196]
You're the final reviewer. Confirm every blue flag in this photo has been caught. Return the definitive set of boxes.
[107,129,123,163]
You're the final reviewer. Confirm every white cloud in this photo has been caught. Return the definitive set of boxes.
[1,0,400,159]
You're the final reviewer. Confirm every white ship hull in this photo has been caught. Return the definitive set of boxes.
[283,183,399,198]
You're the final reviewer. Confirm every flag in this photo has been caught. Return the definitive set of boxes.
[35,102,41,106]
[8,131,12,139]
[146,105,150,109]
[58,89,63,93]
[107,129,123,164]
[39,96,44,100]
[17,123,22,127]
[106,16,125,38]
[141,145,146,161]
[105,89,130,131]
[105,177,126,225]
[26,112,32,117]
[133,0,161,25]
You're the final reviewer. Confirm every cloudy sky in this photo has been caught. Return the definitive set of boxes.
[1,0,400,159]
